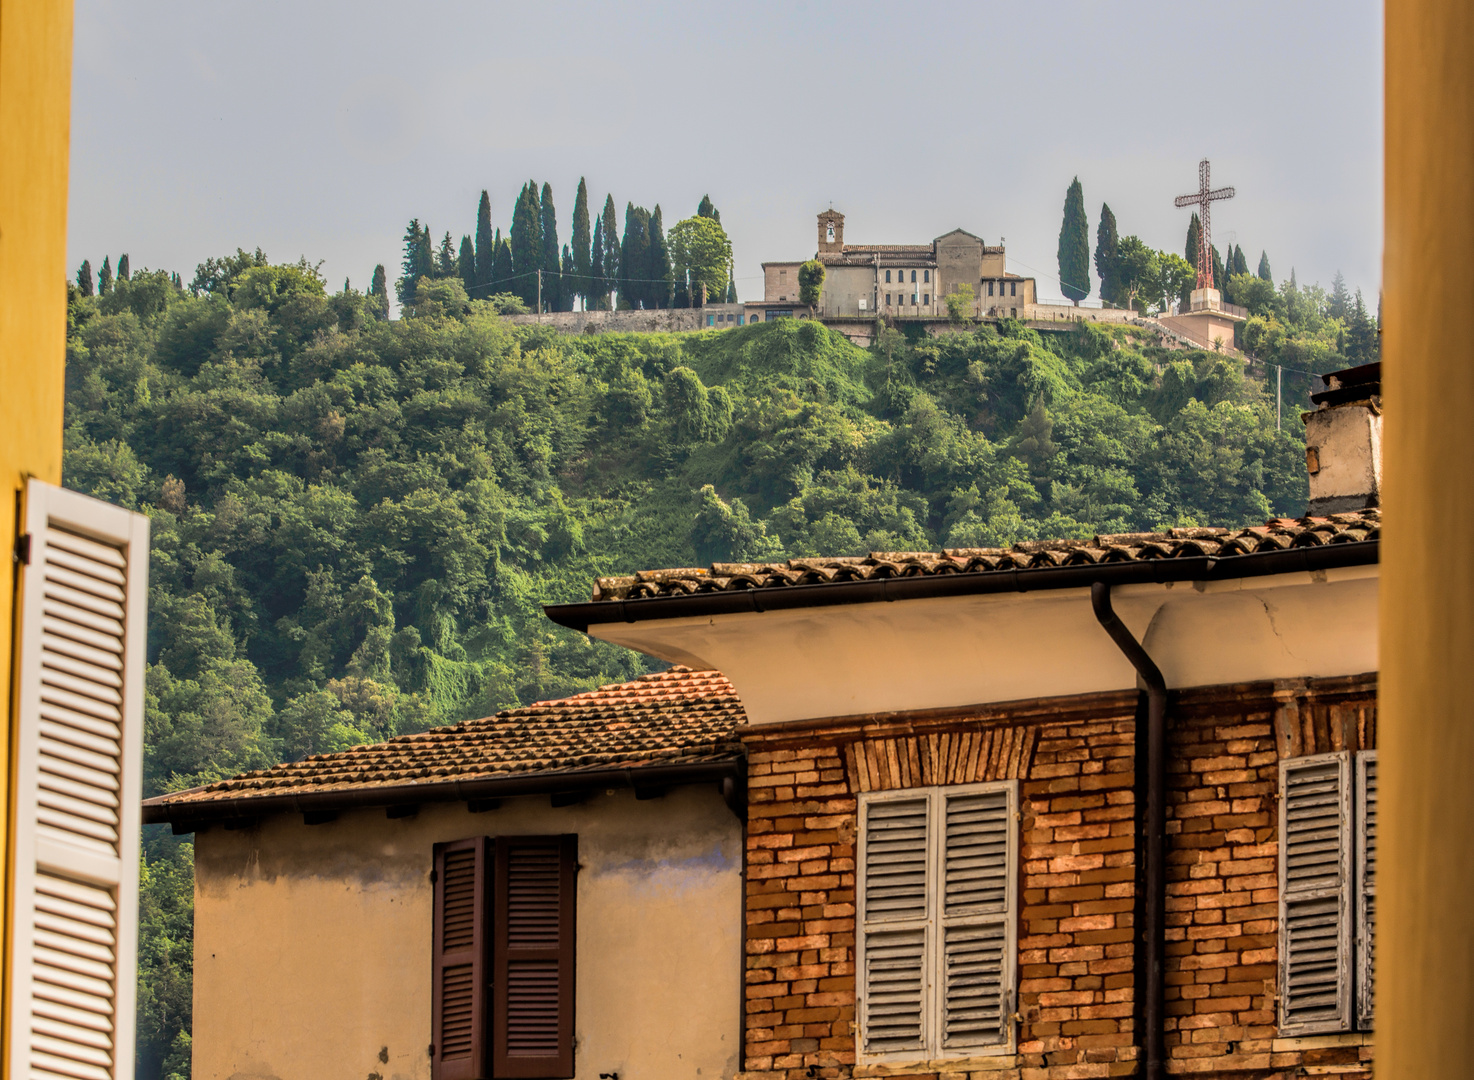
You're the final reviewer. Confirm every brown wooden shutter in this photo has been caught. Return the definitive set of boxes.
[1355,750,1378,1030]
[433,837,491,1080]
[492,836,576,1079]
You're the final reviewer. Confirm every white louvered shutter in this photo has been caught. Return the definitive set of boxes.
[858,796,930,1058]
[1278,752,1352,1034]
[1355,751,1377,1031]
[938,786,1015,1051]
[8,480,149,1080]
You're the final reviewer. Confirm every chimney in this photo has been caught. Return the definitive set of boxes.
[1302,362,1382,515]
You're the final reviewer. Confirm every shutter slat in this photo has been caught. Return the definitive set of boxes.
[863,798,929,924]
[861,927,926,1053]
[1279,754,1353,1033]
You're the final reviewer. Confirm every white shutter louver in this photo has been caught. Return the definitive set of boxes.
[1278,752,1352,1034]
[1355,751,1377,1031]
[9,481,148,1080]
[939,789,1014,1050]
[859,797,929,1056]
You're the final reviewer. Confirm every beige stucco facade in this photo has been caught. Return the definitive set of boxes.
[191,786,742,1080]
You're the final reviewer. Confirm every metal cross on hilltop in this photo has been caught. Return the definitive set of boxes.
[1174,159,1235,291]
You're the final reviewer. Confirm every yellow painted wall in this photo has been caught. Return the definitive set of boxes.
[192,787,743,1080]
[1379,0,1474,1076]
[0,0,75,1057]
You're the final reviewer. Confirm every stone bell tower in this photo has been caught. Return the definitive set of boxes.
[817,209,844,254]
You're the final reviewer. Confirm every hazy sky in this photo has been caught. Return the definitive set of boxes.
[69,0,1383,307]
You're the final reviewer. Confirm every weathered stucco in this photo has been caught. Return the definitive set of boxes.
[192,786,742,1080]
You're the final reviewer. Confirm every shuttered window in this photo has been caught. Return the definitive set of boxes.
[7,479,149,1080]
[431,835,576,1080]
[1278,751,1377,1035]
[857,783,1017,1063]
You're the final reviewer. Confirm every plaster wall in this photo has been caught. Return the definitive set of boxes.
[818,265,876,317]
[191,786,742,1080]
[1160,310,1241,352]
[1305,404,1382,510]
[934,232,983,308]
[589,566,1379,725]
[764,263,803,303]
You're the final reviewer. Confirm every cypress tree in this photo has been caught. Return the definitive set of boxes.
[600,195,620,308]
[475,190,495,295]
[726,267,737,304]
[494,236,513,298]
[697,194,720,223]
[118,254,130,281]
[369,264,390,320]
[648,205,671,309]
[560,246,575,311]
[1185,213,1201,270]
[540,182,561,313]
[571,178,591,311]
[1258,250,1273,282]
[1330,271,1351,320]
[77,260,94,297]
[620,203,650,309]
[1232,245,1249,278]
[510,183,542,307]
[1094,204,1119,305]
[1211,244,1226,292]
[590,214,606,310]
[99,256,113,296]
[1056,177,1089,304]
[458,235,477,294]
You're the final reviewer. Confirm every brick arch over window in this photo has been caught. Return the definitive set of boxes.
[843,725,1039,792]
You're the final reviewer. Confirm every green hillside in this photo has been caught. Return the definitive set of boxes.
[66,259,1314,1078]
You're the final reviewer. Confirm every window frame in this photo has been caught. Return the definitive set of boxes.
[855,781,1019,1066]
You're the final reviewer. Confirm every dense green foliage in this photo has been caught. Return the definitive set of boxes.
[798,259,825,308]
[1057,178,1091,303]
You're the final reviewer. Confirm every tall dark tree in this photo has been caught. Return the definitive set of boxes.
[1329,271,1351,320]
[396,218,433,305]
[600,195,620,308]
[1232,245,1249,278]
[118,254,130,281]
[1094,204,1120,305]
[1211,244,1226,293]
[1057,177,1090,304]
[559,245,575,311]
[648,205,671,309]
[1257,250,1273,282]
[475,190,496,295]
[458,235,476,294]
[590,214,607,310]
[726,267,737,304]
[620,203,651,309]
[1345,289,1379,363]
[493,234,514,298]
[77,260,94,297]
[510,183,543,307]
[697,194,720,223]
[1185,213,1201,270]
[571,178,591,311]
[539,182,562,313]
[436,232,457,277]
[99,255,113,295]
[368,264,390,320]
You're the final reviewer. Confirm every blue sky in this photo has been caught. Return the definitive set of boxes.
[68,0,1383,307]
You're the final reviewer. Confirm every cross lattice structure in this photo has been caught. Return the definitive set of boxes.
[1174,159,1235,291]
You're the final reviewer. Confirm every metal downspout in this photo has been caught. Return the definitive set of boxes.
[1090,582,1167,1080]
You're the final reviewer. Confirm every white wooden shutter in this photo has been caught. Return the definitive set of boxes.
[1355,750,1377,1031]
[938,786,1015,1052]
[8,480,149,1080]
[857,795,930,1057]
[1278,752,1352,1034]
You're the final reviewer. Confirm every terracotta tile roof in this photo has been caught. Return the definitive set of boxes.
[147,667,745,812]
[589,511,1380,602]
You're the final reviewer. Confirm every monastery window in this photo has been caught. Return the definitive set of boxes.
[987,281,995,296]
[886,293,892,306]
[910,270,917,283]
[857,783,1019,1062]
[923,294,929,305]
[1279,752,1378,1036]
[924,270,930,283]
[432,835,577,1078]
[886,270,892,283]
[911,293,918,305]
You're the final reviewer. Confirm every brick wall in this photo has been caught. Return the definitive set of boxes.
[738,676,1377,1080]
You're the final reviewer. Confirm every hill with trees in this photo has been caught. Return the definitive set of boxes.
[69,226,1367,1075]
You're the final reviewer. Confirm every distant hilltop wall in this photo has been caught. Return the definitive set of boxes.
[504,307,736,334]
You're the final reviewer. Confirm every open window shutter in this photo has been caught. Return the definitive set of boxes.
[938,786,1015,1052]
[1278,752,1353,1034]
[1355,751,1378,1030]
[858,795,930,1058]
[432,837,490,1080]
[7,479,148,1080]
[492,836,576,1079]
